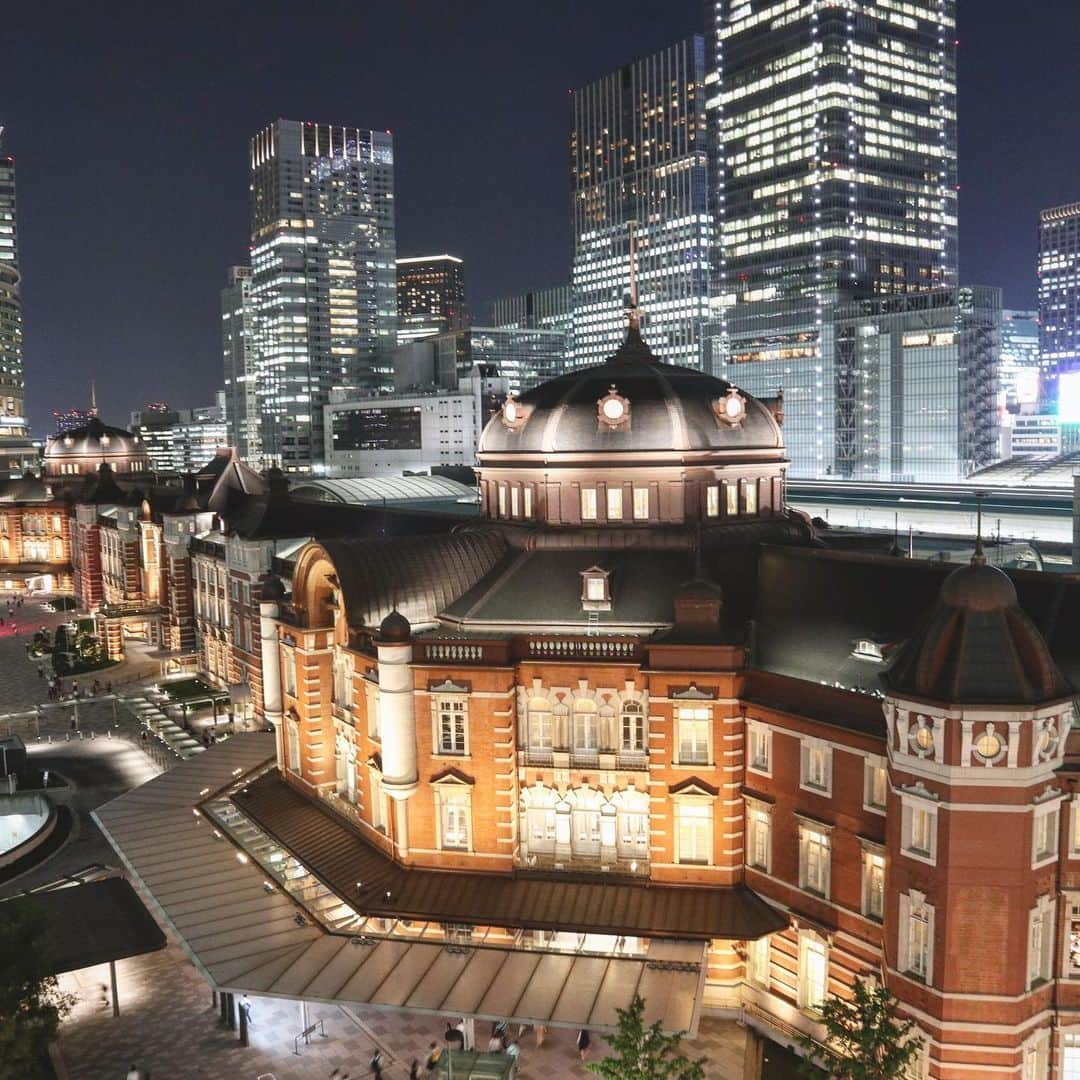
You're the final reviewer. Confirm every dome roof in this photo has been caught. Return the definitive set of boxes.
[378,609,412,643]
[44,417,150,473]
[477,328,783,459]
[882,560,1070,706]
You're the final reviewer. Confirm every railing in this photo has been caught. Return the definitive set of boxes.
[519,748,649,771]
[525,636,641,661]
[424,642,486,662]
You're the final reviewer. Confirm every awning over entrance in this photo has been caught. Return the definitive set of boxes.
[92,739,712,1033]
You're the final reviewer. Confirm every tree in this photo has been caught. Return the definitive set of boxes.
[797,980,922,1080]
[587,994,705,1080]
[0,902,75,1079]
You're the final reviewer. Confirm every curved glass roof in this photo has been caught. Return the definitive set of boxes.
[290,475,478,505]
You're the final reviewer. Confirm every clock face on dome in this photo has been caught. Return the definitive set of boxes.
[597,385,630,429]
[714,388,747,427]
[601,397,625,421]
[500,394,530,431]
[503,400,518,423]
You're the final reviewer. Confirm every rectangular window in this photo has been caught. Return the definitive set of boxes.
[1029,898,1055,987]
[747,935,770,988]
[743,482,758,515]
[282,649,297,696]
[621,709,645,753]
[800,739,832,796]
[529,707,553,750]
[607,486,623,520]
[910,807,933,856]
[585,576,606,601]
[864,757,887,813]
[747,720,771,775]
[908,906,931,981]
[747,805,771,872]
[862,849,885,921]
[523,485,533,518]
[580,487,597,521]
[633,487,649,520]
[497,484,507,517]
[799,823,831,897]
[725,484,739,516]
[706,485,720,518]
[798,935,828,1012]
[510,486,520,518]
[677,803,713,865]
[901,798,937,864]
[436,697,468,755]
[677,706,711,765]
[440,796,470,850]
[287,722,301,775]
[370,772,386,832]
[1034,803,1060,866]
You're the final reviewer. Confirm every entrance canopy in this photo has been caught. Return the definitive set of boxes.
[93,739,710,1033]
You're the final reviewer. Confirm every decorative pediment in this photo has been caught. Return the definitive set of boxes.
[672,683,717,700]
[430,766,475,787]
[429,678,470,694]
[669,778,718,798]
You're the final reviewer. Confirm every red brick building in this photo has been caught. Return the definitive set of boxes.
[245,327,1080,1078]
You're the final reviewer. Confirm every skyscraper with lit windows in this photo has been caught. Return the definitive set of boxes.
[570,37,712,370]
[1038,201,1080,410]
[707,2,961,478]
[249,120,397,472]
[0,128,28,443]
[396,255,467,345]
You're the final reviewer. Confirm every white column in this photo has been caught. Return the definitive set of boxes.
[259,599,284,767]
[378,639,417,800]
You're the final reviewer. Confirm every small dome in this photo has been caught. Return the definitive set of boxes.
[43,416,151,478]
[940,561,1017,613]
[260,575,287,602]
[378,609,412,643]
[883,561,1069,706]
[175,492,199,513]
[477,328,783,459]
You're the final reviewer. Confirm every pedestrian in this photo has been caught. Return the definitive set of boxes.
[369,1049,384,1079]
[445,1024,464,1049]
[576,1029,591,1061]
[410,1061,421,1080]
[125,1064,145,1080]
[425,1042,442,1072]
[506,1041,520,1063]
[239,996,253,1028]
[534,1024,547,1048]
[488,1033,504,1053]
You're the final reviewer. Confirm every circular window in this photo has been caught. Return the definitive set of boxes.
[1037,727,1058,757]
[503,401,518,423]
[724,395,743,419]
[975,731,1001,760]
[602,397,625,421]
[914,724,933,751]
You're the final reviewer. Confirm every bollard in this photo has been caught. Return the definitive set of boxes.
[90,730,95,739]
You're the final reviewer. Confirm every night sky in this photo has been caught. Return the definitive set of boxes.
[7,1,1080,436]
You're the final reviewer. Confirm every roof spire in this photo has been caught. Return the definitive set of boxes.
[627,220,640,334]
[90,380,98,417]
[972,492,987,566]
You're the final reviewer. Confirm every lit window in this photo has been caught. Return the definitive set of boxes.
[747,720,771,775]
[725,484,739,516]
[580,488,598,521]
[633,487,649,520]
[676,801,713,865]
[798,933,828,1012]
[1034,801,1061,866]
[743,481,758,515]
[677,706,711,765]
[620,702,646,753]
[799,822,831,897]
[586,577,605,600]
[572,699,599,757]
[909,807,933,857]
[864,757,887,813]
[800,739,831,796]
[497,484,507,517]
[435,696,468,755]
[510,486,520,518]
[706,485,720,517]
[862,845,886,921]
[436,788,471,851]
[523,485,533,518]
[899,892,934,984]
[287,718,301,775]
[607,486,623,520]
[282,648,297,696]
[747,803,771,872]
[747,935,770,988]
[527,699,553,753]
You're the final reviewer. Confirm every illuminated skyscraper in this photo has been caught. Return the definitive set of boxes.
[708,2,961,477]
[998,309,1042,413]
[1038,201,1080,406]
[396,255,467,344]
[221,265,258,460]
[570,37,712,369]
[249,120,397,472]
[0,128,28,444]
[491,283,573,337]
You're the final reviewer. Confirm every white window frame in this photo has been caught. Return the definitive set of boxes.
[580,487,598,521]
[746,719,771,777]
[900,794,938,866]
[864,755,887,815]
[497,484,507,517]
[725,483,739,516]
[747,935,770,988]
[675,797,714,866]
[705,485,720,518]
[1023,1029,1050,1080]
[632,487,650,521]
[606,486,623,520]
[369,770,387,833]
[1028,894,1055,988]
[286,717,302,775]
[797,930,829,1013]
[898,891,934,985]
[746,800,771,873]
[1033,799,1061,869]
[523,485,534,519]
[800,737,832,797]
[527,700,554,752]
[510,485,520,518]
[620,703,646,753]
[282,646,297,697]
[798,819,832,898]
[676,705,712,766]
[1067,896,1080,978]
[434,695,469,756]
[743,480,758,515]
[861,842,886,922]
[434,783,472,852]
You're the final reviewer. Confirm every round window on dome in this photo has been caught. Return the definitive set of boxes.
[974,730,1002,760]
[914,724,933,751]
[597,385,630,429]
[602,397,625,421]
[504,401,518,423]
[713,389,747,427]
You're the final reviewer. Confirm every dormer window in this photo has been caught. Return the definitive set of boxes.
[597,385,631,430]
[581,565,611,611]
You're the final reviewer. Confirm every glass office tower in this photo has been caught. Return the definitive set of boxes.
[249,120,397,472]
[220,266,259,461]
[0,128,28,442]
[491,284,573,336]
[708,2,960,477]
[396,255,467,345]
[571,37,712,369]
[1038,202,1080,406]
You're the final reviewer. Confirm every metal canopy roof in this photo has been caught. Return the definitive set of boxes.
[291,476,478,505]
[0,877,166,975]
[92,738,708,1034]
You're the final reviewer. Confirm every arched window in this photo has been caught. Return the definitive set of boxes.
[572,699,599,760]
[620,701,646,756]
[521,785,558,857]
[614,788,650,862]
[569,787,603,858]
